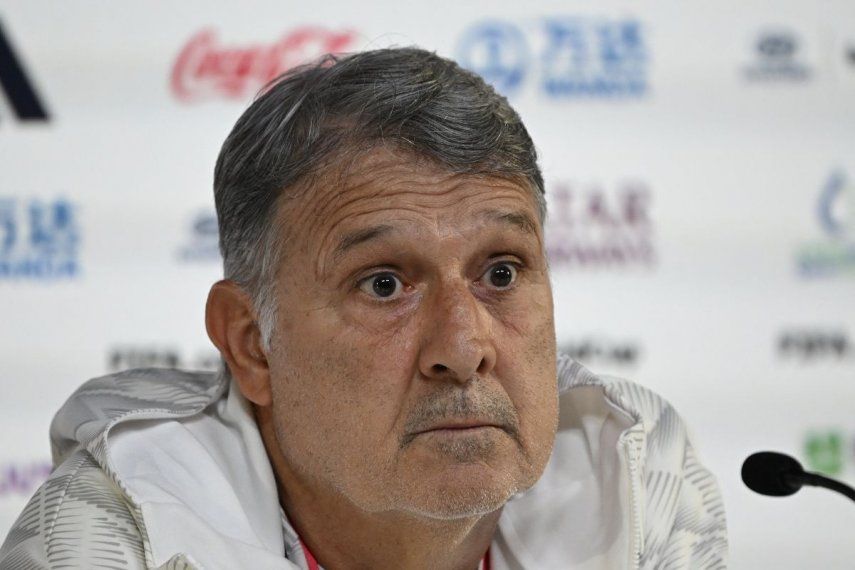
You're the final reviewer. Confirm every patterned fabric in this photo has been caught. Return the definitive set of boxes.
[0,450,146,569]
[600,375,728,569]
[0,369,222,570]
[0,358,728,569]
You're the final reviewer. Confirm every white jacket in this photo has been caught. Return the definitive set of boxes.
[0,355,727,569]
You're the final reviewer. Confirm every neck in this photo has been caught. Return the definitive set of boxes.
[256,406,499,570]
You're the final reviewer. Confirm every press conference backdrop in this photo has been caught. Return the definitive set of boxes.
[1,0,853,567]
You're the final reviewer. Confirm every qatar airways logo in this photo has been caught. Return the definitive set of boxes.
[546,180,656,269]
[171,27,358,102]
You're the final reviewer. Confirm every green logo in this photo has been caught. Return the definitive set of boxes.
[796,170,855,277]
[804,430,844,476]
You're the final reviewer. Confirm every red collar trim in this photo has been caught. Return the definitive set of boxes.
[298,537,491,570]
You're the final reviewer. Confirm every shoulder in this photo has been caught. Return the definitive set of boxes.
[597,375,729,568]
[558,356,692,460]
[596,374,680,429]
[50,367,225,465]
[0,450,147,569]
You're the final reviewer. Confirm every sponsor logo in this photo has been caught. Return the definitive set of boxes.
[743,30,811,82]
[0,198,80,279]
[546,180,655,269]
[833,38,855,84]
[177,210,220,262]
[0,461,51,497]
[803,429,851,477]
[0,19,49,123]
[560,338,641,367]
[778,329,853,361]
[457,18,647,98]
[108,346,220,372]
[171,27,358,102]
[795,170,855,277]
[455,21,529,94]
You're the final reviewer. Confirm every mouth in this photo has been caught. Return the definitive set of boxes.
[420,421,503,432]
[402,420,509,446]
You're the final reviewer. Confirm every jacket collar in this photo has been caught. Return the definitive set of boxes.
[50,356,647,569]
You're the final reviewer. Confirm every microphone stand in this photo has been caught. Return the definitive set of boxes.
[785,471,855,503]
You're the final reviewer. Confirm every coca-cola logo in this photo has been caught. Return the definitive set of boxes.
[171,27,358,102]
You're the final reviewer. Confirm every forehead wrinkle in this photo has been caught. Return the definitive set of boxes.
[322,190,524,260]
[288,153,540,279]
[313,205,435,279]
[319,188,538,263]
[282,173,393,268]
[315,198,541,280]
[309,176,478,270]
[293,149,524,242]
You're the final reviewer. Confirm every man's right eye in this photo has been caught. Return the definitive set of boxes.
[358,272,403,300]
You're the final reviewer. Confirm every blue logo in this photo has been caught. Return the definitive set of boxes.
[0,198,80,279]
[456,22,529,94]
[796,170,855,277]
[818,170,855,239]
[541,19,646,97]
[177,210,220,262]
[457,18,648,98]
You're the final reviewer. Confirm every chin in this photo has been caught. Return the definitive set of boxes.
[396,458,533,521]
[404,480,516,520]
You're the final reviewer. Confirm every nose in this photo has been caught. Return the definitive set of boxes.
[418,280,497,383]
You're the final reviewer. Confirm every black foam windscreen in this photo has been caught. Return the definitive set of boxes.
[741,451,804,497]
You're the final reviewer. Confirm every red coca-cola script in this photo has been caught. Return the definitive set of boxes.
[171,28,358,102]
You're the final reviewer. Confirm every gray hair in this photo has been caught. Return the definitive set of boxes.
[213,47,545,350]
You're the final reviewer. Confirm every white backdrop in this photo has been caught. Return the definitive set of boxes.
[1,1,854,568]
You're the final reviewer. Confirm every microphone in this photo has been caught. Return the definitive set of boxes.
[741,451,855,503]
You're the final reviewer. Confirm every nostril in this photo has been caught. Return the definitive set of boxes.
[432,364,449,374]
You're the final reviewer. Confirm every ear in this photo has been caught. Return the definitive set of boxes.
[205,280,272,406]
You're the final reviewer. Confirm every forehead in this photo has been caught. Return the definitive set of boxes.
[282,148,541,247]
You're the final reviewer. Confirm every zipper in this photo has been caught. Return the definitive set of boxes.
[622,435,644,570]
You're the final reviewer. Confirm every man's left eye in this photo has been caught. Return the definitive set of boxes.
[483,263,518,289]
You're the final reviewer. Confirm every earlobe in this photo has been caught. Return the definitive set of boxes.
[205,280,272,406]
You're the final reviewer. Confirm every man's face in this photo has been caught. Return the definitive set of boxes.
[266,149,558,520]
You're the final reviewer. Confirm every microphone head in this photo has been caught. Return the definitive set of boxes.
[741,451,805,497]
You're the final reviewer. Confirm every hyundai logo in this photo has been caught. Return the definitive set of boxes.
[757,33,796,59]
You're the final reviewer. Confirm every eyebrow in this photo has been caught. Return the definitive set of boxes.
[480,209,539,236]
[333,224,395,261]
[331,209,538,261]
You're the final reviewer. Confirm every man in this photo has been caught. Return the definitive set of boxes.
[0,48,727,569]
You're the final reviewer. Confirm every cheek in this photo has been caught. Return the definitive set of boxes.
[339,291,422,337]
[489,276,554,336]
[498,299,558,453]
[268,304,419,454]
